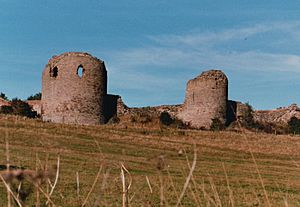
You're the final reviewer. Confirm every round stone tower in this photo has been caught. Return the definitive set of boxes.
[178,70,228,129]
[41,52,107,125]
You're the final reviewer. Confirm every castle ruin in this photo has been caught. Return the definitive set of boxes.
[42,52,108,125]
[37,51,298,129]
[40,53,233,128]
[178,70,228,129]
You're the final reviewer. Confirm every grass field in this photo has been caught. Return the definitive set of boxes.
[0,115,299,206]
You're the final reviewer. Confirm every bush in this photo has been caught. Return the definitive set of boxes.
[159,111,173,126]
[210,118,225,131]
[236,102,259,129]
[1,98,37,118]
[0,105,13,114]
[0,92,9,101]
[172,118,189,129]
[27,92,42,100]
[139,113,152,124]
[130,112,152,124]
[107,115,120,124]
[288,116,300,134]
[243,103,256,128]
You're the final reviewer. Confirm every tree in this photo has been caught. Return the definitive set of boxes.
[0,92,8,101]
[27,92,42,100]
[288,116,300,135]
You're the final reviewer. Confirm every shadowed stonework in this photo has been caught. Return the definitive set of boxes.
[41,52,107,125]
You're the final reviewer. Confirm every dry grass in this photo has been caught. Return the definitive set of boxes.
[0,115,299,206]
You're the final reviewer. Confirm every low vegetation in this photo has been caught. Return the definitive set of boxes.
[0,92,9,101]
[0,99,37,118]
[0,115,299,206]
[27,92,42,101]
[210,118,226,131]
[288,116,300,135]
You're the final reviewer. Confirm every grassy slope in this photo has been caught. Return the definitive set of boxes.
[0,115,299,206]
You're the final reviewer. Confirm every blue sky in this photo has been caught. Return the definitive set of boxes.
[1,1,300,109]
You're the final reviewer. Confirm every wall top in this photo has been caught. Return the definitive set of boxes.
[188,69,228,85]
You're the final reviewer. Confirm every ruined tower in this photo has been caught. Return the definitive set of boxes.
[41,52,107,125]
[178,70,228,129]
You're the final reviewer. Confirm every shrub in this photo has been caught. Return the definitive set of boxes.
[288,116,300,134]
[130,112,152,124]
[159,111,173,126]
[236,102,259,129]
[0,99,37,118]
[27,92,42,100]
[0,92,9,100]
[243,103,256,128]
[172,118,189,129]
[0,105,13,114]
[107,115,120,124]
[210,118,225,131]
[139,113,152,124]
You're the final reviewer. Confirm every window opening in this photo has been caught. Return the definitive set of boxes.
[50,66,58,78]
[77,65,84,78]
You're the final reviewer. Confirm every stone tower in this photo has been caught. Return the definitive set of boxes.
[178,70,228,129]
[41,52,107,125]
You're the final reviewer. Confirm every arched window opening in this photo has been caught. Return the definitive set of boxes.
[50,66,58,78]
[77,65,84,78]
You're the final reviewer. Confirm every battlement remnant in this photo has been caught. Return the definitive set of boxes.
[41,52,107,125]
[178,70,228,129]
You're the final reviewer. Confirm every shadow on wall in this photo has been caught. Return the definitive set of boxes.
[226,100,237,126]
[104,94,119,123]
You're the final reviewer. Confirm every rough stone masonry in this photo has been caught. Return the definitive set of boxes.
[42,52,107,125]
[39,52,298,129]
[41,53,229,128]
[178,70,228,129]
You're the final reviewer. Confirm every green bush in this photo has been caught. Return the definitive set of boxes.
[0,98,37,118]
[210,118,225,131]
[0,105,13,114]
[159,111,173,126]
[0,92,8,101]
[27,92,42,100]
[288,116,300,135]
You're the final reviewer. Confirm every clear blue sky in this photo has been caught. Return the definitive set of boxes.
[1,0,300,109]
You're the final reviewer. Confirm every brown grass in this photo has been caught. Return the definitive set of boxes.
[0,115,299,206]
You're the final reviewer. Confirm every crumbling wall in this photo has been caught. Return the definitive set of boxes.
[104,94,119,122]
[254,104,300,124]
[226,101,253,124]
[178,70,228,129]
[41,52,107,125]
[226,100,237,125]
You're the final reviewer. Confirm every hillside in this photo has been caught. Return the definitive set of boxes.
[0,115,299,206]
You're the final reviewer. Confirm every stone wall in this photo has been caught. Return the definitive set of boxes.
[226,101,252,124]
[41,52,107,125]
[254,104,300,124]
[178,70,228,129]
